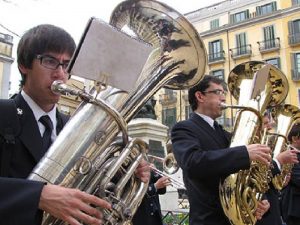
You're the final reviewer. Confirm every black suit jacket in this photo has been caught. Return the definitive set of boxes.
[171,113,250,225]
[0,94,69,225]
[281,153,300,222]
[132,171,166,225]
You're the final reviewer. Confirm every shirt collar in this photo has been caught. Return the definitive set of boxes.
[21,90,57,126]
[194,112,214,128]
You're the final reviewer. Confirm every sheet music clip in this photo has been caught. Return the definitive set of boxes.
[67,17,153,93]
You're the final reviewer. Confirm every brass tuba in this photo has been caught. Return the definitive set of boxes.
[219,61,288,225]
[269,104,300,190]
[28,0,206,224]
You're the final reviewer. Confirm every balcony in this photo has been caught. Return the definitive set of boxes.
[208,51,225,64]
[159,92,177,105]
[230,45,252,59]
[289,33,300,46]
[257,38,280,53]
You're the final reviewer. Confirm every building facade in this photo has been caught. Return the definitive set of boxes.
[155,0,300,132]
[0,32,14,98]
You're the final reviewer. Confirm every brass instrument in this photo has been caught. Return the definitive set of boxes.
[219,61,288,225]
[147,154,185,189]
[269,104,300,190]
[28,0,206,224]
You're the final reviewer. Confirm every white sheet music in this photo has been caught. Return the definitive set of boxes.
[69,17,153,92]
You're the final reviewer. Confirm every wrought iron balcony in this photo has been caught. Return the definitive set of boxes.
[289,33,300,46]
[229,45,252,59]
[208,51,225,64]
[257,38,280,53]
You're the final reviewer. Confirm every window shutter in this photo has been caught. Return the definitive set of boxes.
[220,39,224,59]
[230,14,235,24]
[288,21,295,35]
[291,53,296,80]
[246,9,250,19]
[277,57,281,69]
[256,6,261,16]
[272,1,277,11]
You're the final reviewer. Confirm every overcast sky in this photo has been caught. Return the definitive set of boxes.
[0,0,223,93]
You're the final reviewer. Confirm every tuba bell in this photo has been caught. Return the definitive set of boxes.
[28,0,206,224]
[219,61,288,225]
[269,104,300,190]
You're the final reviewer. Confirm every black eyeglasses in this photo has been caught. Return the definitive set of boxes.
[202,89,227,96]
[36,54,69,71]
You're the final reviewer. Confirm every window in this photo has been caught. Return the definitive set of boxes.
[208,40,224,62]
[210,69,225,80]
[291,53,300,80]
[162,107,177,130]
[230,10,249,23]
[266,58,281,69]
[292,0,300,6]
[263,25,276,49]
[236,32,247,55]
[256,2,277,16]
[210,19,219,30]
[288,19,300,45]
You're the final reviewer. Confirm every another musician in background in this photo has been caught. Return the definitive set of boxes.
[132,164,171,225]
[171,75,271,225]
[281,123,300,225]
[257,113,299,225]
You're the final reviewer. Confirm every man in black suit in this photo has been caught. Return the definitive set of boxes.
[132,169,170,225]
[0,24,149,225]
[171,75,271,225]
[281,123,300,225]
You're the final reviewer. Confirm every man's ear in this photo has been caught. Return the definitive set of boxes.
[195,91,205,103]
[18,64,27,75]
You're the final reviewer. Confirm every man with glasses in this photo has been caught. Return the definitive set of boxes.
[171,75,271,225]
[0,24,149,225]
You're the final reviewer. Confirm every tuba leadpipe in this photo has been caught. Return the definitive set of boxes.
[29,0,206,224]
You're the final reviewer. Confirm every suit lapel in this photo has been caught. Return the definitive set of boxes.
[14,94,44,162]
[190,113,228,147]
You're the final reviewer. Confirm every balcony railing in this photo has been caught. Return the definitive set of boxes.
[257,38,280,53]
[208,51,225,63]
[289,33,300,46]
[230,45,252,59]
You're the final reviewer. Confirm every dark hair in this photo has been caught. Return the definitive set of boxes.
[188,75,225,111]
[288,123,300,142]
[17,24,76,86]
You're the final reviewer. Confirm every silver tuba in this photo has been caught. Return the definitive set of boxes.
[219,61,288,225]
[29,0,206,224]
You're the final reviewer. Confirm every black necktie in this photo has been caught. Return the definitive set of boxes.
[39,115,53,152]
[214,121,224,136]
[214,121,229,146]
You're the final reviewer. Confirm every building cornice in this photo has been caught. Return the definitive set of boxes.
[185,0,266,22]
[199,6,300,38]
